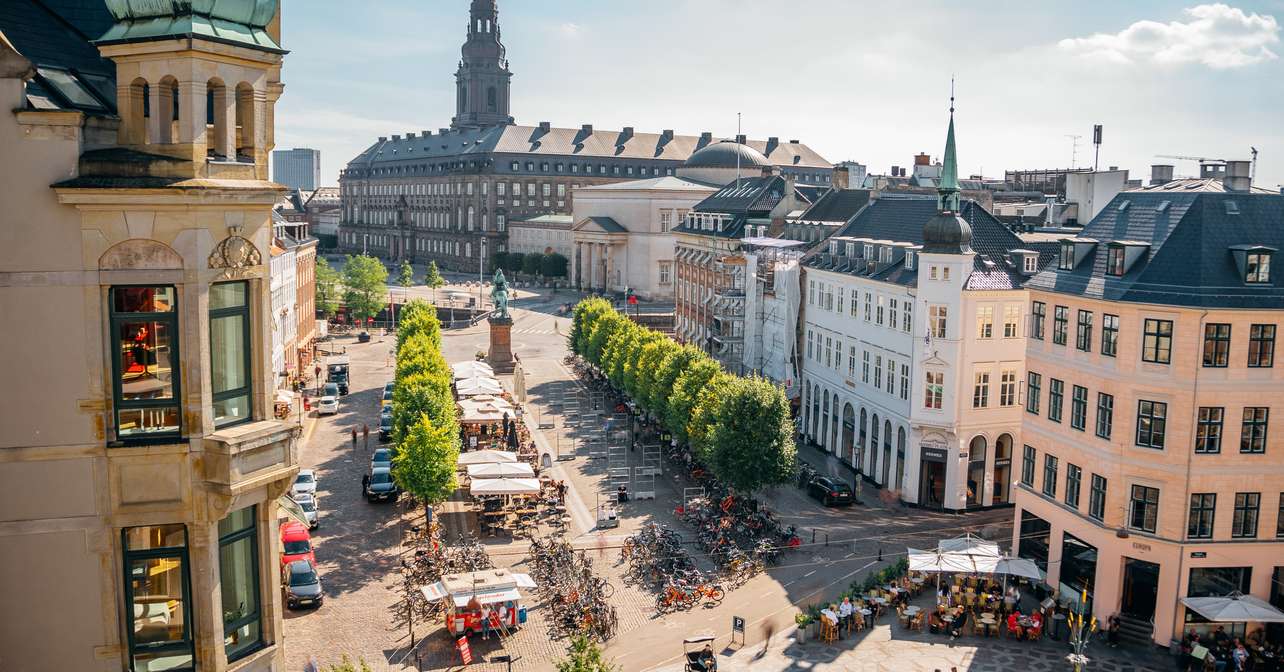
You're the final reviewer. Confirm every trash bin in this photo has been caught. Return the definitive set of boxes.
[518,607,527,624]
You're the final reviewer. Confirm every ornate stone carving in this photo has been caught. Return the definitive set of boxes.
[208,235,262,279]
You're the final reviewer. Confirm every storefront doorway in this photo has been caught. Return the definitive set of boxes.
[1121,557,1161,621]
[918,445,947,509]
[992,434,1012,505]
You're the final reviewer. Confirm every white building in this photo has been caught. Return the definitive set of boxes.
[742,238,807,394]
[508,214,574,257]
[270,213,298,386]
[799,115,1054,511]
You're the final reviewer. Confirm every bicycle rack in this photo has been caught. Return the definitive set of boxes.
[608,466,631,491]
[640,443,662,474]
[633,466,658,500]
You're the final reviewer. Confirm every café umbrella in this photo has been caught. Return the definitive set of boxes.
[457,450,519,466]
[1180,592,1284,623]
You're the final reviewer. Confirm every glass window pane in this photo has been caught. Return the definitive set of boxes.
[117,407,181,437]
[212,395,251,427]
[129,556,189,648]
[210,314,246,394]
[125,524,187,551]
[218,506,255,538]
[117,320,176,401]
[210,282,247,310]
[220,536,261,660]
[114,287,175,313]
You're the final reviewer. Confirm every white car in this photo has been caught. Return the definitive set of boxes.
[292,469,318,498]
[294,493,319,529]
[317,395,339,415]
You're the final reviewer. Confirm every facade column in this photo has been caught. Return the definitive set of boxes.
[597,243,607,292]
[604,243,614,293]
[583,242,593,292]
[571,241,581,290]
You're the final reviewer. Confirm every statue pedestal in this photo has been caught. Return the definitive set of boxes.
[487,315,515,373]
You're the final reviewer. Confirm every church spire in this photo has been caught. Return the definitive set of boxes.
[452,0,513,130]
[937,78,961,213]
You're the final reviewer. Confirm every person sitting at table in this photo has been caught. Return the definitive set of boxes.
[838,598,854,635]
[1214,626,1231,649]
[1027,611,1042,640]
[929,610,944,635]
[1107,614,1121,647]
[950,607,969,640]
[1233,640,1249,672]
[1007,610,1023,639]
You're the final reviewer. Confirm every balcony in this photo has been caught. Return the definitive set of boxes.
[202,420,300,497]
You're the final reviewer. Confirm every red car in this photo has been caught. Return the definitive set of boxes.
[280,521,315,567]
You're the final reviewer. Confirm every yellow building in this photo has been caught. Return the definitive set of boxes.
[0,1,299,670]
[1012,178,1284,646]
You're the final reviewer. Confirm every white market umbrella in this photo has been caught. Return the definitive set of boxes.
[457,450,519,466]
[467,462,535,480]
[457,395,516,424]
[456,377,504,397]
[995,557,1044,581]
[452,361,495,380]
[937,533,1002,558]
[469,477,541,496]
[1181,593,1284,623]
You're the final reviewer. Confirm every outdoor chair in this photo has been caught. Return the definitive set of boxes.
[820,618,839,643]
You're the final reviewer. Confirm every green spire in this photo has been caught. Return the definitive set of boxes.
[938,82,961,213]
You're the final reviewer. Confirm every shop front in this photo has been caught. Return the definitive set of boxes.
[918,444,948,509]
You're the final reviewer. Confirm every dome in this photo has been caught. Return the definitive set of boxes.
[684,141,770,170]
[921,211,973,254]
[105,0,277,29]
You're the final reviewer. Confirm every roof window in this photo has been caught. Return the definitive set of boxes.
[1156,200,1171,213]
[1246,251,1271,283]
[1224,201,1240,215]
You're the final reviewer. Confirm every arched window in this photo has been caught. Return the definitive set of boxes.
[156,75,178,144]
[842,403,856,467]
[882,420,893,485]
[858,409,867,474]
[895,427,906,492]
[467,206,476,231]
[810,384,820,440]
[802,382,811,439]
[125,77,148,145]
[967,436,988,507]
[234,83,255,161]
[831,398,841,453]
[487,86,497,113]
[459,86,467,113]
[822,390,831,452]
[993,433,1013,505]
[870,414,880,477]
[206,78,231,158]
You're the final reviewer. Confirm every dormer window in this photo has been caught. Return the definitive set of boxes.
[1059,242,1075,270]
[1023,255,1037,274]
[1107,246,1125,276]
[905,251,915,271]
[1247,252,1271,283]
[864,244,873,259]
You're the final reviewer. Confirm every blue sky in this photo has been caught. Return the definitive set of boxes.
[275,0,1284,190]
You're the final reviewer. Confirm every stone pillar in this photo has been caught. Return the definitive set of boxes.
[571,241,581,290]
[604,244,613,292]
[488,314,514,373]
[584,243,594,291]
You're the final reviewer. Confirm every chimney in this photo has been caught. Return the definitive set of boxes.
[378,136,387,142]
[891,165,900,177]
[661,129,674,142]
[439,128,449,135]
[581,123,593,135]
[789,139,799,144]
[423,130,432,137]
[735,134,747,145]
[699,132,713,147]
[914,152,931,166]
[1223,160,1252,192]
[1150,164,1174,186]
[406,132,416,138]
[831,165,850,190]
[538,121,551,133]
[766,136,779,154]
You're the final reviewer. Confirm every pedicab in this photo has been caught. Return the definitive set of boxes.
[683,634,718,671]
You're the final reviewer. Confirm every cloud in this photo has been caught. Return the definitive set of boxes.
[1058,3,1280,68]
[557,22,581,38]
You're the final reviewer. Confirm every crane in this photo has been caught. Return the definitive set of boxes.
[1155,154,1227,163]
[1065,134,1082,169]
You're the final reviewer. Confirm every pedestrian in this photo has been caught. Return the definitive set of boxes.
[361,472,369,493]
[304,656,320,672]
[362,423,369,450]
[351,427,358,451]
[757,620,775,659]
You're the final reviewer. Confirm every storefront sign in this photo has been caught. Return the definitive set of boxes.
[922,446,949,462]
[1190,551,1207,558]
[1132,541,1152,552]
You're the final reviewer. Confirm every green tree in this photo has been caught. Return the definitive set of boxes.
[491,252,510,274]
[341,254,389,326]
[569,298,613,355]
[522,252,543,277]
[555,635,620,672]
[397,300,442,351]
[688,371,733,462]
[622,332,663,400]
[324,655,374,672]
[541,252,569,278]
[424,261,446,303]
[503,252,525,274]
[314,256,341,318]
[633,339,676,413]
[391,372,455,447]
[666,357,722,443]
[393,414,459,509]
[397,260,415,288]
[703,376,798,493]
[585,311,628,366]
[649,345,701,421]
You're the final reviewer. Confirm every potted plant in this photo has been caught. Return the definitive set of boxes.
[806,604,823,639]
[794,612,812,643]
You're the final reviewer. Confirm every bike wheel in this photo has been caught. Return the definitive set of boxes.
[655,594,670,614]
[710,586,726,603]
[600,582,615,599]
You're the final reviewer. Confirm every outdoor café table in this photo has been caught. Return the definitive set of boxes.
[911,577,926,584]
[979,616,997,637]
[873,597,888,605]
[905,606,921,616]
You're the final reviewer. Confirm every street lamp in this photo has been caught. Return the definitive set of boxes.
[478,236,486,309]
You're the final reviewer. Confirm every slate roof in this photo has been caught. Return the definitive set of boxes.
[804,195,1056,290]
[795,188,872,223]
[576,216,626,233]
[690,176,788,216]
[0,0,117,113]
[1026,190,1284,309]
[347,124,830,171]
[1127,178,1276,194]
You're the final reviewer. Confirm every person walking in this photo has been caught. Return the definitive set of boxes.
[351,427,358,452]
[362,423,369,451]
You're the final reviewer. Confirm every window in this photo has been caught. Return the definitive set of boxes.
[1076,310,1093,351]
[929,305,947,339]
[1031,301,1046,340]
[924,371,943,410]
[929,266,938,280]
[1142,319,1173,364]
[658,261,672,285]
[838,288,844,314]
[1048,378,1064,423]
[805,331,813,359]
[1000,369,1017,406]
[876,296,885,325]
[1232,493,1260,538]
[1066,463,1082,508]
[864,292,872,321]
[900,365,909,401]
[1023,255,1037,273]
[973,371,990,408]
[1196,407,1224,454]
[1102,314,1119,357]
[1071,385,1088,430]
[1089,474,1107,521]
[848,346,856,377]
[977,306,993,338]
[862,351,870,383]
[889,299,898,328]
[808,281,815,305]
[1249,324,1275,367]
[1021,445,1036,487]
[219,506,262,661]
[1106,246,1125,276]
[1052,305,1069,345]
[1129,484,1159,533]
[874,355,882,388]
[1095,392,1114,439]
[903,302,913,332]
[835,340,844,371]
[943,267,950,281]
[210,282,251,427]
[1042,454,1058,497]
[1188,493,1216,539]
[1059,242,1075,270]
[849,289,858,316]
[1026,372,1042,414]
[1136,400,1168,449]
[1278,494,1284,538]
[1246,252,1271,283]
[886,358,895,395]
[110,286,181,439]
[1241,407,1269,453]
[1203,323,1231,367]
[825,337,832,367]
[1003,305,1020,338]
[124,524,193,671]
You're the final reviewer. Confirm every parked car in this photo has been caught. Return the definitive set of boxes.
[807,476,854,506]
[383,381,394,395]
[379,415,393,441]
[370,448,392,471]
[364,467,399,502]
[323,382,339,398]
[291,469,318,497]
[280,520,316,567]
[380,404,393,420]
[317,395,339,415]
[380,388,393,408]
[282,559,323,609]
[294,493,319,529]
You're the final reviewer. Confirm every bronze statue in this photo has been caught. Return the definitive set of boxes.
[490,269,510,318]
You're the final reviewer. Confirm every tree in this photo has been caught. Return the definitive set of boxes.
[491,252,510,274]
[688,371,733,462]
[633,339,676,413]
[650,345,701,423]
[324,655,374,672]
[585,311,628,365]
[393,413,459,507]
[541,252,568,278]
[315,256,341,318]
[503,252,525,274]
[569,298,613,355]
[341,254,388,326]
[555,635,620,672]
[424,261,446,303]
[522,252,543,277]
[702,376,798,493]
[397,260,415,289]
[666,358,722,443]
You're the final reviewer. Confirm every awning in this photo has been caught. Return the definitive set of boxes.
[994,557,1044,580]
[467,462,535,480]
[457,395,516,424]
[450,588,520,608]
[1181,593,1284,623]
[469,477,541,496]
[457,450,519,466]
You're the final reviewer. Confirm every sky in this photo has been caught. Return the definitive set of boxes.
[275,0,1284,191]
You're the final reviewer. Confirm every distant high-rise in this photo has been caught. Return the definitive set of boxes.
[273,147,322,190]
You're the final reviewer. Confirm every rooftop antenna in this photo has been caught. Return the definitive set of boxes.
[736,112,742,184]
[1065,134,1082,169]
[1251,146,1259,183]
[1093,124,1103,171]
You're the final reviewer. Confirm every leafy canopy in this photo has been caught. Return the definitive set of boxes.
[341,254,388,323]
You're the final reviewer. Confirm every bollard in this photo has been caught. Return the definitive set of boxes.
[811,529,816,544]
[824,532,829,546]
[878,546,883,562]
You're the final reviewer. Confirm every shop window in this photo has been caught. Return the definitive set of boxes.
[210,282,252,427]
[123,524,194,671]
[110,286,181,441]
[220,506,263,661]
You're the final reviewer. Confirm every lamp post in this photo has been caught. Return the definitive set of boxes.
[1066,587,1097,672]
